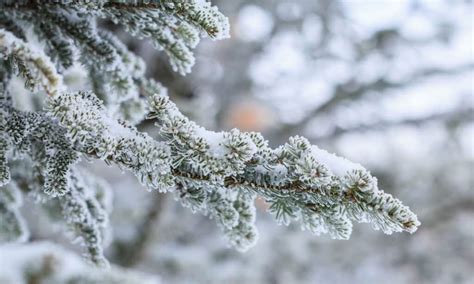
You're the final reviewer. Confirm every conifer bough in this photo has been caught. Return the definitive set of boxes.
[0,0,419,267]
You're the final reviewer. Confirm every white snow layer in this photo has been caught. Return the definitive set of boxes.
[195,127,227,158]
[311,146,364,176]
[0,242,160,284]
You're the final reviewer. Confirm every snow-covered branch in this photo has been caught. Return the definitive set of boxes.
[0,0,419,267]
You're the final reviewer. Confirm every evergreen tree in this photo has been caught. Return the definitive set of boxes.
[0,0,419,280]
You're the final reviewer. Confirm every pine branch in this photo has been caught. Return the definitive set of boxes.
[0,0,420,266]
[47,90,419,251]
[0,29,63,96]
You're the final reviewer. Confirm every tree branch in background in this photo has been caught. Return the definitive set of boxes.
[277,63,474,139]
[112,193,167,267]
[315,107,474,141]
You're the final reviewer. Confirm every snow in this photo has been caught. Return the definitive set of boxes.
[0,29,64,96]
[194,127,258,161]
[270,164,288,182]
[197,1,230,41]
[0,242,87,282]
[311,146,364,177]
[0,242,160,283]
[273,164,288,177]
[195,127,227,158]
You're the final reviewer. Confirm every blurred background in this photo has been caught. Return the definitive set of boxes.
[32,0,474,283]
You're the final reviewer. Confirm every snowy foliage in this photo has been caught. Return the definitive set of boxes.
[0,0,418,271]
[0,242,159,284]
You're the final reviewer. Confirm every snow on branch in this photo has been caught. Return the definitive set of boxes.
[148,94,420,241]
[0,242,159,283]
[0,182,28,243]
[0,28,63,96]
[0,0,419,266]
[48,91,174,193]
